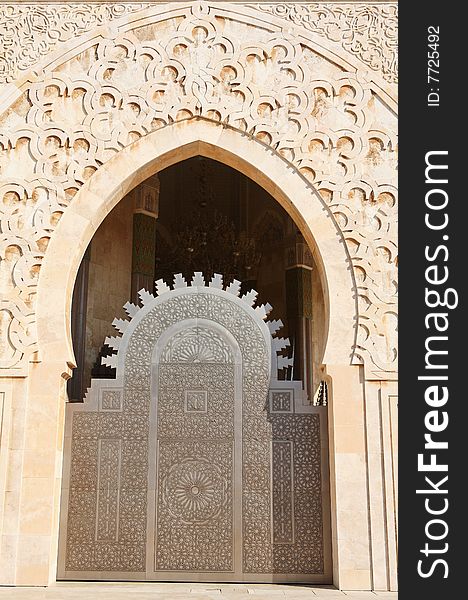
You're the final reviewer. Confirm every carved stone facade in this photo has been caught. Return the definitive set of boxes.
[0,1,398,591]
[58,274,329,581]
[0,0,397,379]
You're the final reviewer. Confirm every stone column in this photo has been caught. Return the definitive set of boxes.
[67,246,91,402]
[364,379,398,591]
[285,233,314,395]
[0,362,67,585]
[326,364,372,590]
[130,176,160,302]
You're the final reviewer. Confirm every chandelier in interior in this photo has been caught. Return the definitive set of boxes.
[156,158,261,284]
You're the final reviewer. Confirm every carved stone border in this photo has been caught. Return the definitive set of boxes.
[0,3,398,86]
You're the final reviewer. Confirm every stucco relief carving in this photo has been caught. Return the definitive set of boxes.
[0,3,148,85]
[0,3,398,87]
[160,326,233,363]
[0,1,397,379]
[251,3,398,84]
[61,273,325,579]
[157,442,234,571]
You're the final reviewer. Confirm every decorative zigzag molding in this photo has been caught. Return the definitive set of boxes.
[101,271,293,374]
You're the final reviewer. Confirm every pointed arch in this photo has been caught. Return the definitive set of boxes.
[36,118,356,374]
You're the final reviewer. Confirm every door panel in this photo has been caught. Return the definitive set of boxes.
[150,330,241,578]
[155,440,234,572]
[59,290,330,583]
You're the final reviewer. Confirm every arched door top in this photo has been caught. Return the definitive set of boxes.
[101,272,291,381]
[36,122,357,374]
[1,0,397,380]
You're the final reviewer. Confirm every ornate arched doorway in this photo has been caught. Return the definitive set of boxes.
[57,275,331,582]
[0,1,397,589]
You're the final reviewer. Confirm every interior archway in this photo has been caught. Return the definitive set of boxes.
[68,153,329,404]
[36,119,357,380]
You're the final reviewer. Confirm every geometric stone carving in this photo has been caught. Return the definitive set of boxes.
[101,390,123,411]
[59,273,327,581]
[0,2,397,381]
[161,327,233,364]
[96,439,121,542]
[156,442,234,571]
[272,440,294,544]
[252,3,398,84]
[270,389,293,413]
[184,390,208,413]
[0,3,398,87]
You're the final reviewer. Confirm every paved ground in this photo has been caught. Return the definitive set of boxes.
[0,582,397,599]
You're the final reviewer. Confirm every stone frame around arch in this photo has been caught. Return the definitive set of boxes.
[36,117,357,374]
[6,117,372,589]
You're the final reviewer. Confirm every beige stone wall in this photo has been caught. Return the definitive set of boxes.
[0,1,398,590]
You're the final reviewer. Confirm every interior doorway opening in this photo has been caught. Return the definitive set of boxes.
[57,155,331,583]
[68,156,327,406]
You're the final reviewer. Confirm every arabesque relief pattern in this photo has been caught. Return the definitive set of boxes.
[0,2,397,378]
[251,3,397,84]
[156,327,235,571]
[63,274,324,577]
[0,3,397,87]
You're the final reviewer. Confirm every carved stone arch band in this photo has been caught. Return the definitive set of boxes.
[0,1,397,380]
[36,126,356,377]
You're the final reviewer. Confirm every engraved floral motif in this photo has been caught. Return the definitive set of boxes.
[101,390,122,411]
[163,458,227,524]
[161,326,233,363]
[0,3,147,84]
[185,390,208,413]
[271,390,293,412]
[157,441,234,571]
[251,3,398,83]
